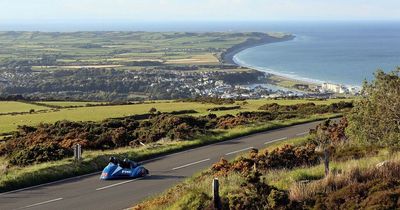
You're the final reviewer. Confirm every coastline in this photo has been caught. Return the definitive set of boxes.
[223,34,321,92]
[222,33,296,65]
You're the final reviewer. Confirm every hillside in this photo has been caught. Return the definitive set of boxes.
[132,69,400,209]
[0,98,351,192]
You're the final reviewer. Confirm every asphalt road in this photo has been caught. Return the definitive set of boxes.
[0,120,324,210]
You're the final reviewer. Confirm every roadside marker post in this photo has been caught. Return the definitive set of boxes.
[213,178,222,210]
[73,144,82,161]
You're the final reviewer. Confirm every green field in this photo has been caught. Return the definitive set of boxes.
[0,99,351,134]
[0,31,276,68]
[0,101,50,114]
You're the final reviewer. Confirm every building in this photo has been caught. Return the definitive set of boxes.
[321,83,348,94]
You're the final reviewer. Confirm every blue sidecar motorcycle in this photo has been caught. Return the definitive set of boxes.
[100,157,149,180]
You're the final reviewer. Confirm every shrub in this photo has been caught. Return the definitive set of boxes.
[258,101,353,115]
[226,171,294,209]
[207,106,241,112]
[211,143,319,176]
[149,107,157,114]
[9,143,72,166]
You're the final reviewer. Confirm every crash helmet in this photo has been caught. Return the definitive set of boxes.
[109,156,116,163]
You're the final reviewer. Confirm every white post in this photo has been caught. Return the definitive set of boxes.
[77,144,82,160]
[74,144,82,161]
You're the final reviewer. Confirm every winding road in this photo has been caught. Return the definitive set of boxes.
[0,120,324,210]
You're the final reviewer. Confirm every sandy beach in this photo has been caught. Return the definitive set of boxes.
[223,33,319,91]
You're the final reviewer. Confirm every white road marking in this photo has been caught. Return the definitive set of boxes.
[225,147,254,156]
[0,171,100,196]
[172,158,210,170]
[24,198,63,208]
[96,178,144,191]
[264,137,288,144]
[296,131,308,136]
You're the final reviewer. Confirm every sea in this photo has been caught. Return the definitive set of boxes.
[232,21,400,87]
[2,21,400,87]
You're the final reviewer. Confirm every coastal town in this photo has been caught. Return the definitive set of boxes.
[0,31,359,102]
[0,65,358,101]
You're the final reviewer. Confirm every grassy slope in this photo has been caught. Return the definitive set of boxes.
[0,98,350,134]
[0,101,50,114]
[132,136,312,209]
[133,139,396,210]
[0,112,339,193]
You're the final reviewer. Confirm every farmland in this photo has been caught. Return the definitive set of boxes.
[0,101,50,114]
[0,98,351,134]
[0,31,285,68]
[0,31,305,101]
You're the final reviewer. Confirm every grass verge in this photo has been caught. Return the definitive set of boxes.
[132,139,397,210]
[131,135,312,210]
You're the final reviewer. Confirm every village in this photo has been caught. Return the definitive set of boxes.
[0,66,357,100]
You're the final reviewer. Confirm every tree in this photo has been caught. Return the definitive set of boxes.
[347,69,400,150]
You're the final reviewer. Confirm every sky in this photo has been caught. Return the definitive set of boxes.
[1,0,400,22]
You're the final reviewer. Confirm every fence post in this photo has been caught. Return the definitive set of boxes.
[213,178,221,210]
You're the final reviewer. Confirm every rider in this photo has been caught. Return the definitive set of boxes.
[122,158,138,169]
[109,156,117,165]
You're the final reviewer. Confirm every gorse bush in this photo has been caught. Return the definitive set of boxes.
[9,143,72,166]
[226,171,295,210]
[0,114,211,166]
[215,101,352,130]
[207,105,241,112]
[211,144,320,177]
[258,101,353,115]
